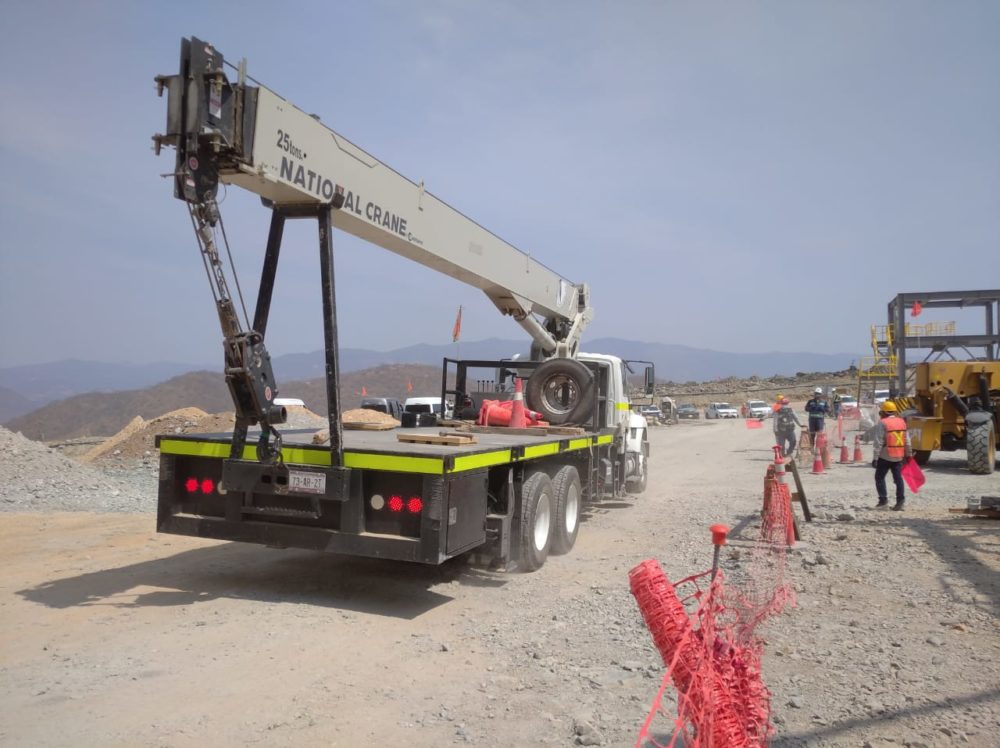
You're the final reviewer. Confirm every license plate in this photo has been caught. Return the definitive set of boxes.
[289,470,326,495]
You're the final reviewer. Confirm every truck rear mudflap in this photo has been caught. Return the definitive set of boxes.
[158,452,488,564]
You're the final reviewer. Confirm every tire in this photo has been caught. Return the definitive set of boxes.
[550,466,582,555]
[913,450,931,467]
[518,471,554,571]
[625,436,649,494]
[966,420,996,475]
[525,358,595,425]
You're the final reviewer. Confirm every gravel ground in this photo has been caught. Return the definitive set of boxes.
[0,418,998,747]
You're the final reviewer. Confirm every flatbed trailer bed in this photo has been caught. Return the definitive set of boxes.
[156,426,618,568]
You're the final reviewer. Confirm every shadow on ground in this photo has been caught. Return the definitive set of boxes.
[848,512,1000,616]
[17,542,507,619]
[770,686,1000,746]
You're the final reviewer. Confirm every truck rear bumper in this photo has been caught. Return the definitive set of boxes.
[158,513,441,563]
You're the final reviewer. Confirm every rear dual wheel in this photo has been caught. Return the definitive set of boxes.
[550,466,581,555]
[518,466,584,570]
[518,471,553,572]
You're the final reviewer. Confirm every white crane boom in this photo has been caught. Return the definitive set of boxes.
[155,37,591,359]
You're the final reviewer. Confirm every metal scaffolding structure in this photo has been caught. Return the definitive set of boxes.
[887,290,1000,395]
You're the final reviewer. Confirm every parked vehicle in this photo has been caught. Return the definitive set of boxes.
[705,402,739,419]
[838,395,859,415]
[639,405,664,424]
[404,396,451,418]
[873,389,890,405]
[743,400,770,418]
[677,404,700,420]
[659,396,680,424]
[361,397,404,420]
[898,361,998,474]
[151,36,655,574]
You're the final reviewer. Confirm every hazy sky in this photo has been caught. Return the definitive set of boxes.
[1,1,998,368]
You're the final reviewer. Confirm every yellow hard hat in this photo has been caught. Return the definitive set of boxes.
[880,401,897,413]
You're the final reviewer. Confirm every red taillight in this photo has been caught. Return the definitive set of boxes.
[407,496,423,514]
[388,495,404,512]
[184,477,214,494]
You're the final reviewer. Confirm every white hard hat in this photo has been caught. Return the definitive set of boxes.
[814,387,822,394]
[832,387,837,392]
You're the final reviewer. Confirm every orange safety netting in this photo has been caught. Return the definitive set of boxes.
[629,466,796,746]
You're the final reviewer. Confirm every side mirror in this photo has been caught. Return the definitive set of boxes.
[644,366,655,395]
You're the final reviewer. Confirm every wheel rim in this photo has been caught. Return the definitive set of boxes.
[564,483,580,535]
[534,493,552,551]
[539,375,581,417]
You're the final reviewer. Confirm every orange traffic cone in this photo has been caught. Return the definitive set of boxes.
[510,377,527,428]
[811,433,826,474]
[838,440,851,464]
[820,433,832,469]
[772,444,787,484]
[853,435,864,463]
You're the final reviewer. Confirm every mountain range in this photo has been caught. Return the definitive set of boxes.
[0,337,862,424]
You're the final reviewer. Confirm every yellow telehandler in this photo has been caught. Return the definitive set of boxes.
[894,361,998,475]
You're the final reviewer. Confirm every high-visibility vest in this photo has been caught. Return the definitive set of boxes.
[882,416,907,459]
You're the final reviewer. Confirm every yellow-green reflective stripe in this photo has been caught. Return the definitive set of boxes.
[568,437,591,451]
[160,439,230,458]
[160,439,332,466]
[522,442,560,460]
[596,434,613,445]
[616,402,630,410]
[450,450,512,473]
[160,438,443,474]
[343,453,443,474]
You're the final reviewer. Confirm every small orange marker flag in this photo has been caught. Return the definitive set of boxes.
[452,305,462,343]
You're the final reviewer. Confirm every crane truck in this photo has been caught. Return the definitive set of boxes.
[151,37,653,571]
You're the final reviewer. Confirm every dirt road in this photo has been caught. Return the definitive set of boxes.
[2,419,998,746]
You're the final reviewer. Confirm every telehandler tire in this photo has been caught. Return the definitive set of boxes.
[966,420,996,475]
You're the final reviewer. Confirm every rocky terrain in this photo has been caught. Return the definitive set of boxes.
[0,411,998,747]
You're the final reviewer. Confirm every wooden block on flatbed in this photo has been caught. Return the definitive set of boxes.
[464,425,547,437]
[396,432,478,446]
[343,421,397,431]
[535,425,586,435]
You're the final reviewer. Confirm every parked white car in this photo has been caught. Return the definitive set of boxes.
[705,402,739,419]
[744,400,770,418]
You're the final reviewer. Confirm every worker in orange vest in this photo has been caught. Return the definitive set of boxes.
[872,401,912,510]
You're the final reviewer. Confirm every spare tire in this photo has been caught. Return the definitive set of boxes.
[525,358,595,425]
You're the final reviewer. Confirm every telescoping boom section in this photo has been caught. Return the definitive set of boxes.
[154,37,592,360]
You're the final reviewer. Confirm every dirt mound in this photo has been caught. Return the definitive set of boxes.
[342,408,400,426]
[80,408,222,462]
[81,405,333,463]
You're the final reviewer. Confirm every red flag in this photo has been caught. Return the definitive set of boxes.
[361,386,367,396]
[911,301,922,317]
[407,380,413,393]
[901,457,925,493]
[452,305,462,343]
[745,419,764,429]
